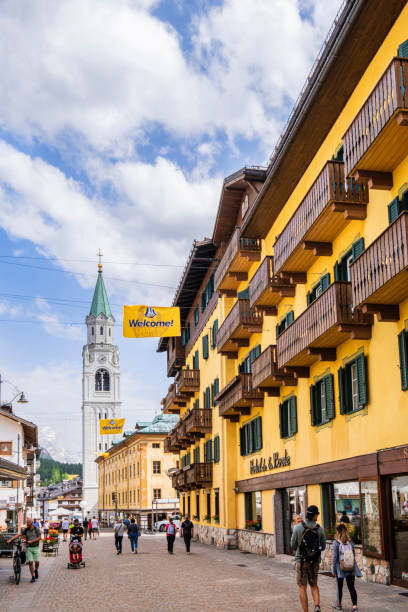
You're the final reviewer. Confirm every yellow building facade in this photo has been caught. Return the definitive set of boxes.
[96,415,179,529]
[161,0,408,588]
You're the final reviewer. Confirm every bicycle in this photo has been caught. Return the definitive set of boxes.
[11,540,24,585]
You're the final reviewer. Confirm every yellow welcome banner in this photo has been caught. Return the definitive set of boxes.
[123,305,181,338]
[99,418,125,435]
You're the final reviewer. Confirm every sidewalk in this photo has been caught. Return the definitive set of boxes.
[1,532,407,611]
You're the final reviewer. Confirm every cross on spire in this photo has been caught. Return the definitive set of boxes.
[97,248,103,272]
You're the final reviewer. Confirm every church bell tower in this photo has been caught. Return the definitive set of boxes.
[82,253,121,515]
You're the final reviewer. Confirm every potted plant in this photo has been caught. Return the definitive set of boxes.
[204,514,211,522]
[213,515,220,523]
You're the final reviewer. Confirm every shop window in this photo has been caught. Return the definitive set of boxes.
[213,436,220,463]
[194,306,199,327]
[202,334,209,359]
[279,397,297,438]
[244,491,262,530]
[211,378,219,407]
[240,417,262,456]
[203,386,211,409]
[181,323,190,347]
[398,330,408,390]
[338,353,368,413]
[276,311,294,338]
[152,461,161,474]
[360,480,382,555]
[239,345,261,374]
[310,374,335,426]
[390,475,408,584]
[204,439,212,463]
[194,446,200,463]
[334,238,365,282]
[211,319,218,348]
[192,350,199,371]
[307,273,330,306]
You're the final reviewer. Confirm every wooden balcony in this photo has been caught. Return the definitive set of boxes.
[214,227,262,296]
[249,256,295,313]
[175,369,200,395]
[172,463,213,491]
[252,345,296,396]
[276,282,373,371]
[166,336,185,378]
[351,212,408,321]
[215,373,264,420]
[161,384,189,415]
[217,299,263,358]
[274,161,368,278]
[343,58,408,189]
[163,435,179,454]
[184,408,212,437]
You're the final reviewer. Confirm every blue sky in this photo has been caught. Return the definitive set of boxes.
[0,0,342,459]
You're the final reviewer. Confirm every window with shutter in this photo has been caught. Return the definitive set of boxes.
[388,197,401,224]
[276,311,294,337]
[356,353,368,407]
[398,40,408,57]
[213,378,219,406]
[398,330,408,390]
[214,436,220,462]
[339,354,368,414]
[237,287,250,300]
[194,305,199,327]
[254,417,262,451]
[202,334,209,359]
[212,319,218,348]
[240,426,245,456]
[193,350,199,371]
[194,398,199,410]
[186,452,191,466]
[308,273,331,305]
[194,446,200,463]
[206,440,212,463]
[310,385,317,425]
[289,397,298,436]
[351,238,365,261]
[279,398,296,438]
[325,374,335,420]
[206,387,211,409]
[279,402,285,438]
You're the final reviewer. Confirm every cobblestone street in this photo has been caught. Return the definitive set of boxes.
[1,532,408,612]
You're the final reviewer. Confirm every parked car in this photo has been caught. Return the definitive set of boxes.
[154,515,181,532]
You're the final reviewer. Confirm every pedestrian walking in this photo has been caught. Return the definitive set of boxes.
[61,518,70,541]
[180,515,194,553]
[127,518,141,554]
[332,523,361,611]
[83,517,89,540]
[165,516,177,555]
[339,511,350,524]
[33,518,40,529]
[114,518,125,554]
[291,504,326,612]
[91,516,99,539]
[8,517,42,583]
[43,520,49,538]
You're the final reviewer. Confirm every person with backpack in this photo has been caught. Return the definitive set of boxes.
[165,516,178,555]
[332,522,361,611]
[291,504,326,612]
[180,515,194,553]
[127,518,141,554]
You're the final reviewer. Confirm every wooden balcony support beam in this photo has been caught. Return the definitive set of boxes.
[302,241,332,257]
[231,338,250,348]
[307,347,337,361]
[273,374,298,386]
[283,366,310,378]
[222,351,238,359]
[238,407,251,415]
[243,252,262,262]
[337,324,372,340]
[270,285,296,298]
[353,170,393,191]
[331,201,367,220]
[228,271,248,281]
[255,305,277,316]
[279,271,307,284]
[396,109,408,126]
[225,415,240,422]
[219,289,237,297]
[260,387,281,397]
[361,303,400,322]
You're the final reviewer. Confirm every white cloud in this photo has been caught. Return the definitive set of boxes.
[34,298,82,341]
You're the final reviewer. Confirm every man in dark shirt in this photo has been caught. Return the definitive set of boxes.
[180,515,194,554]
[69,519,84,540]
[8,517,41,583]
[83,517,89,540]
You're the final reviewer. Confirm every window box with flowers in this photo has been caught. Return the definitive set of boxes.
[192,515,199,521]
[213,515,220,524]
[245,519,262,531]
[204,514,211,522]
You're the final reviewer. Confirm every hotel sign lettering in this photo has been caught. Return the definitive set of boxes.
[250,450,291,474]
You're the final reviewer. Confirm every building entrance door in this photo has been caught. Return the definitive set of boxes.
[282,486,307,555]
[390,475,408,587]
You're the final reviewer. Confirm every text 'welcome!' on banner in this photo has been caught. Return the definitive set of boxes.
[123,305,181,338]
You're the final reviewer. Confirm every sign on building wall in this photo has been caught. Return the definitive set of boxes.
[0,441,12,455]
[99,418,125,435]
[123,306,181,338]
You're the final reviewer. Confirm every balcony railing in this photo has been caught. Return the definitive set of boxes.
[161,384,189,414]
[351,212,408,321]
[175,369,200,394]
[184,408,212,437]
[343,58,408,181]
[249,256,295,312]
[172,463,213,491]
[276,282,373,369]
[216,373,264,419]
[166,336,185,378]
[214,227,262,295]
[217,299,263,357]
[252,345,296,394]
[164,435,180,454]
[274,161,368,277]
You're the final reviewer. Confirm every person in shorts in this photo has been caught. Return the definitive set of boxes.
[291,505,326,612]
[61,518,70,541]
[91,516,98,539]
[8,517,41,583]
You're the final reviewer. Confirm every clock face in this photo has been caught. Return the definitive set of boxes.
[98,355,107,363]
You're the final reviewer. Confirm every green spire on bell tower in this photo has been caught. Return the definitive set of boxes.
[89,249,112,318]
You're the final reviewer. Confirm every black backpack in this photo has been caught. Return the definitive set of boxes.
[299,521,321,565]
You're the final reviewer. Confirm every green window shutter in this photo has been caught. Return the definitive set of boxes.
[214,436,220,463]
[338,367,346,414]
[237,287,250,300]
[201,290,206,312]
[325,374,335,420]
[356,353,368,407]
[213,378,219,405]
[289,397,298,436]
[398,330,408,390]
[208,440,212,463]
[320,273,330,292]
[286,310,294,325]
[193,350,199,370]
[398,40,408,57]
[194,398,199,410]
[194,446,200,463]
[186,452,190,466]
[388,197,400,224]
[254,417,262,451]
[351,238,365,261]
[279,403,285,438]
[194,305,199,326]
[306,291,311,306]
[310,384,317,426]
[210,383,214,407]
[202,334,209,359]
[206,387,211,409]
[276,323,280,338]
[212,319,218,348]
[334,261,341,282]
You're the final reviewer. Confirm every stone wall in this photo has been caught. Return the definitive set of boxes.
[320,541,391,585]
[196,523,237,549]
[236,529,276,557]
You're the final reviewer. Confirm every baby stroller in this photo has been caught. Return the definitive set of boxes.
[67,536,85,569]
